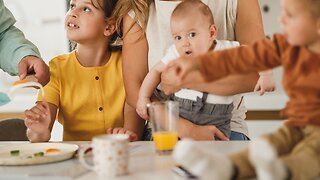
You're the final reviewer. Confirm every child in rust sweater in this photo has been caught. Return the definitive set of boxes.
[167,0,320,179]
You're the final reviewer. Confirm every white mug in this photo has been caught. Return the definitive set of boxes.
[79,134,129,178]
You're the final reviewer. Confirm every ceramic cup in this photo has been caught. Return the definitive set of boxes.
[79,134,129,178]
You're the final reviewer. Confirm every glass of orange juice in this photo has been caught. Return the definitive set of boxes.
[147,101,179,155]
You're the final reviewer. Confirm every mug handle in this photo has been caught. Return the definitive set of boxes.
[78,144,94,170]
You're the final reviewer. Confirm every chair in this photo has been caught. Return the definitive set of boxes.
[0,119,28,141]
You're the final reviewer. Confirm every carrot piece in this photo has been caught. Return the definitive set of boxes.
[13,79,29,86]
[46,148,60,153]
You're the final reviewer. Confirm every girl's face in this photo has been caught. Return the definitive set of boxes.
[279,0,320,47]
[171,10,216,57]
[65,0,107,43]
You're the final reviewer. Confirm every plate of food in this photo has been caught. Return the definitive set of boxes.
[0,143,79,166]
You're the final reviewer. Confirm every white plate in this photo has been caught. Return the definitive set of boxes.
[0,143,79,166]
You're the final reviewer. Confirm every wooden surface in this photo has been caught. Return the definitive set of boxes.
[246,110,282,120]
[0,113,25,120]
[0,111,282,121]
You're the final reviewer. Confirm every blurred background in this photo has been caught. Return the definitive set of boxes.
[0,0,286,141]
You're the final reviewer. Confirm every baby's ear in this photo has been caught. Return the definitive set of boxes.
[209,24,217,39]
[104,23,115,37]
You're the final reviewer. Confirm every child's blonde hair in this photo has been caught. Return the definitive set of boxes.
[113,0,151,38]
[172,0,214,25]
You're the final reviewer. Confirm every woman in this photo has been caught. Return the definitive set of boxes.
[114,0,268,140]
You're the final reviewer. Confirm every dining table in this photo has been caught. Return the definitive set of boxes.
[0,141,249,180]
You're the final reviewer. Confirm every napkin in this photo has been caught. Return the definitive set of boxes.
[173,139,233,180]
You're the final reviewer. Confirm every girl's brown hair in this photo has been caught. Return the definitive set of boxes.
[94,0,120,50]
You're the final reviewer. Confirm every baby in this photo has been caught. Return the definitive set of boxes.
[136,0,239,138]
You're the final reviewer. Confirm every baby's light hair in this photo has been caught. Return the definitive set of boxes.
[305,0,320,17]
[172,0,214,25]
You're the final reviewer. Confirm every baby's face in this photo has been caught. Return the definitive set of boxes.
[170,11,216,57]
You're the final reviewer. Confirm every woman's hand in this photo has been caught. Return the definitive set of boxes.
[254,70,276,95]
[178,118,229,141]
[107,127,138,142]
[24,101,51,136]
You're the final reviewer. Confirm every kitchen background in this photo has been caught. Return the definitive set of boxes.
[0,0,286,140]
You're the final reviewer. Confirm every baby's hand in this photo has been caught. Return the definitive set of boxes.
[136,97,151,120]
[107,128,138,142]
[254,71,276,95]
[24,101,51,135]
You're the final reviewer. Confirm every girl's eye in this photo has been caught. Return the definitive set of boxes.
[83,7,91,12]
[188,32,196,38]
[174,36,182,41]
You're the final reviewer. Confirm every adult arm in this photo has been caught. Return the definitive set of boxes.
[122,14,148,108]
[0,1,39,74]
[237,0,275,95]
[235,0,265,44]
[123,102,145,141]
[0,1,49,85]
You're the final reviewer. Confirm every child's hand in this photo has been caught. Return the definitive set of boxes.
[24,101,51,135]
[136,96,151,120]
[254,71,276,95]
[107,128,138,142]
[165,56,201,85]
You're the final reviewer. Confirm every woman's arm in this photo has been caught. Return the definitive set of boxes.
[235,0,265,44]
[123,102,145,141]
[237,0,276,94]
[122,14,149,107]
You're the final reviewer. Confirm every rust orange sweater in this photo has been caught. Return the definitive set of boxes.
[199,34,320,124]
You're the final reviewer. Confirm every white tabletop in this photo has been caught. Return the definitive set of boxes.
[0,141,249,180]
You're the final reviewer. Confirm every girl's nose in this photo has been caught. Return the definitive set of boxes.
[68,9,78,18]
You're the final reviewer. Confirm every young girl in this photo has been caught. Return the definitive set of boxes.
[24,0,144,142]
[170,0,320,179]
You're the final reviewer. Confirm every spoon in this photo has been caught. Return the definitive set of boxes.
[0,79,44,106]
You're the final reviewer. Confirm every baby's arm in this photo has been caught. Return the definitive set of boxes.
[24,101,57,142]
[136,62,165,120]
